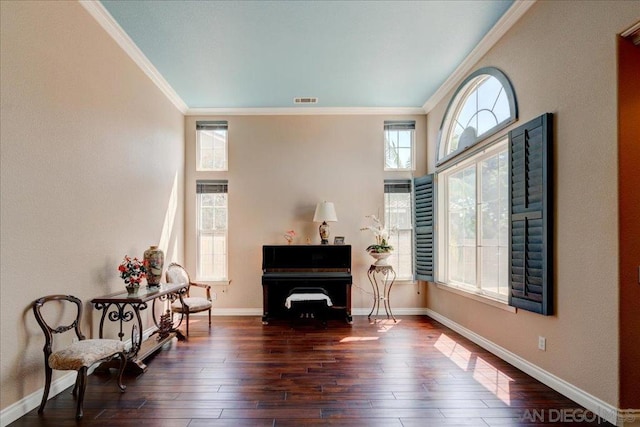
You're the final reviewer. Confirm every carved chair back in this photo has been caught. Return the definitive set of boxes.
[32,295,86,360]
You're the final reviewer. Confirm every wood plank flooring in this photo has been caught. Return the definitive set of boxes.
[10,315,612,426]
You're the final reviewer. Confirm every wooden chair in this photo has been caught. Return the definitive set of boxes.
[165,263,212,336]
[32,295,126,420]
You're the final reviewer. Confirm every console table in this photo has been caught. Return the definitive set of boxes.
[366,264,397,322]
[91,283,187,374]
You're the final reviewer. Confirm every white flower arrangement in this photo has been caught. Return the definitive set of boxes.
[360,215,394,253]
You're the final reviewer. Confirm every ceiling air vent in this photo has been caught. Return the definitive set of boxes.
[293,97,318,104]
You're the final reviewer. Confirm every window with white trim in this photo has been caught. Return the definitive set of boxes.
[196,180,228,281]
[384,121,415,171]
[196,121,228,171]
[437,68,516,165]
[437,140,509,300]
[384,180,414,280]
[433,67,517,303]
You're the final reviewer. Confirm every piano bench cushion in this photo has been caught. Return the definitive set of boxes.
[287,287,330,296]
[285,291,333,309]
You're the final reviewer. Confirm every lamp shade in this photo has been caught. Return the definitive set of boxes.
[313,202,337,222]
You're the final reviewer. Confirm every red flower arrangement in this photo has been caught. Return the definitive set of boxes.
[118,256,147,286]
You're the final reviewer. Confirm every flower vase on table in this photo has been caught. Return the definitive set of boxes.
[143,245,164,287]
[368,250,392,266]
[360,215,394,266]
[118,256,146,294]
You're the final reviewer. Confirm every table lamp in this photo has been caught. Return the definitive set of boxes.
[313,201,337,244]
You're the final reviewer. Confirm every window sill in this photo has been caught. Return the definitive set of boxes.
[196,279,231,286]
[434,282,516,313]
[395,278,417,285]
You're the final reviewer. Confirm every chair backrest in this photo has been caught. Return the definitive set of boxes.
[33,295,85,358]
[165,263,190,287]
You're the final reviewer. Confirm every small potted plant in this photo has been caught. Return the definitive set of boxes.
[360,215,394,265]
[118,255,147,293]
[283,229,296,245]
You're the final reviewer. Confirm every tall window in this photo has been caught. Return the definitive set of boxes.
[197,121,228,171]
[434,67,516,302]
[384,121,415,171]
[385,180,414,280]
[196,180,228,281]
[437,140,509,299]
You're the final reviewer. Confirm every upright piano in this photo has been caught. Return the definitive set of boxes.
[262,245,352,324]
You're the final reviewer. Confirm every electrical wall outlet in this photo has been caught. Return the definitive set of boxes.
[538,336,546,351]
[211,291,217,301]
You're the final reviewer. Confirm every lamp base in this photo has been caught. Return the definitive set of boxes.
[319,221,330,245]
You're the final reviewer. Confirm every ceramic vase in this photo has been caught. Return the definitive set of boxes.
[144,245,164,286]
[368,251,392,266]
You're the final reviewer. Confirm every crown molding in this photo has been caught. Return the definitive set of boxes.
[80,0,533,117]
[621,20,640,45]
[186,106,426,116]
[422,0,537,114]
[78,0,188,114]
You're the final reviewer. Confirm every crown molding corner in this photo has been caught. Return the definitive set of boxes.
[78,0,188,114]
[422,0,537,114]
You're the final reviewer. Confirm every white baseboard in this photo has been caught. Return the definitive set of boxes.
[209,308,263,316]
[0,371,76,427]
[206,307,430,317]
[0,326,157,427]
[425,308,638,426]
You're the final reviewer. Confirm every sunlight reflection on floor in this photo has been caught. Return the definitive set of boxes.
[435,333,513,404]
[373,318,401,333]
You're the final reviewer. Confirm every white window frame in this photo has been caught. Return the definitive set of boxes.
[196,181,228,282]
[196,121,228,172]
[384,121,415,171]
[436,67,517,166]
[436,138,509,302]
[384,180,414,281]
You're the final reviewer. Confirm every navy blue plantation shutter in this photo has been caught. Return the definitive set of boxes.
[414,174,434,281]
[509,113,553,315]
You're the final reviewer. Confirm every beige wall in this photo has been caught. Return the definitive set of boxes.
[425,1,640,407]
[0,1,184,411]
[184,114,428,313]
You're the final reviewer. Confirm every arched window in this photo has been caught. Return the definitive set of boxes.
[437,67,517,165]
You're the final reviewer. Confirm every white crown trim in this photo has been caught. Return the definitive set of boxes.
[422,0,537,113]
[78,0,188,114]
[186,107,426,116]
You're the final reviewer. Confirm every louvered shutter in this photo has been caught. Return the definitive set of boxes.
[509,113,553,315]
[414,174,434,281]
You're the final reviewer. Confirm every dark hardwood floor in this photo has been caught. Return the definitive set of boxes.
[11,315,612,426]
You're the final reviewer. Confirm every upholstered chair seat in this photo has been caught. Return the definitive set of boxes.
[165,263,212,336]
[170,297,212,313]
[32,295,126,420]
[48,339,126,371]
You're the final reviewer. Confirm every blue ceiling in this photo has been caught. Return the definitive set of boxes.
[100,0,514,109]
